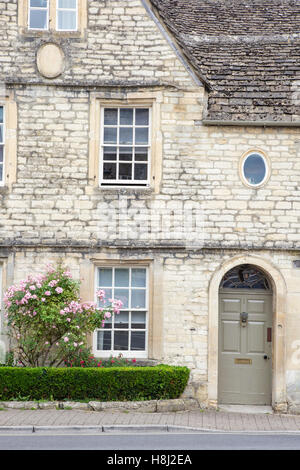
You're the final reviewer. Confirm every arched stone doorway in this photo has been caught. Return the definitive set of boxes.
[218,264,273,405]
[207,255,287,411]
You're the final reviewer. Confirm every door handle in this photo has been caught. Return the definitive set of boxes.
[240,312,248,327]
[263,355,270,360]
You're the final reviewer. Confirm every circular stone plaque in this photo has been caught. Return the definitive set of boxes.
[37,43,65,79]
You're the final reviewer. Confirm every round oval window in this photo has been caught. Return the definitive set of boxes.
[242,153,268,187]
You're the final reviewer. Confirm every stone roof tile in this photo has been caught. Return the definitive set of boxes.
[149,0,300,122]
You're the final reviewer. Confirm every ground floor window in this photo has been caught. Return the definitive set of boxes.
[94,266,148,358]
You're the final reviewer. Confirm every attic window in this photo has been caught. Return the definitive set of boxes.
[28,0,49,30]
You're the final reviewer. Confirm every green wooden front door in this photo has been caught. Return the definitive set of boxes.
[218,289,272,405]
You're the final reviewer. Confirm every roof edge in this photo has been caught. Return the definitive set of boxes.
[201,119,300,127]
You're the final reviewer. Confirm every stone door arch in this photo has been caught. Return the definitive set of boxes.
[208,255,287,412]
[218,265,273,405]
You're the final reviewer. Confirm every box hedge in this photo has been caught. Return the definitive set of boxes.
[0,365,190,401]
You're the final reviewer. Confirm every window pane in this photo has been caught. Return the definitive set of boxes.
[98,268,112,287]
[103,147,117,161]
[136,109,149,126]
[104,127,117,144]
[0,165,3,183]
[119,127,133,145]
[135,147,148,162]
[104,109,118,126]
[0,125,3,143]
[131,331,146,351]
[103,316,112,329]
[58,10,76,30]
[0,147,3,163]
[58,0,76,8]
[114,289,129,309]
[134,164,147,181]
[0,107,3,123]
[119,147,132,161]
[101,289,112,307]
[103,162,116,180]
[132,269,146,287]
[114,312,129,329]
[114,331,129,350]
[29,10,48,29]
[243,154,266,185]
[135,128,148,144]
[97,331,111,350]
[115,269,129,287]
[131,312,146,329]
[119,163,132,180]
[131,290,146,309]
[120,108,133,125]
[30,0,48,7]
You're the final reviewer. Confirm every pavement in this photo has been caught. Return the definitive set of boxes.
[1,406,300,433]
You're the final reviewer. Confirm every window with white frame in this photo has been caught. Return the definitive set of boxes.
[57,0,78,31]
[0,106,4,184]
[28,0,49,30]
[100,107,151,186]
[95,267,148,357]
[28,0,77,31]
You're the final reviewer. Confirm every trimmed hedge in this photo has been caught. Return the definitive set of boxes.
[0,365,190,401]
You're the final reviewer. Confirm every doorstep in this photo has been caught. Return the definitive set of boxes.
[218,405,273,414]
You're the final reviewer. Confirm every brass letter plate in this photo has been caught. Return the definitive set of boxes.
[235,358,252,365]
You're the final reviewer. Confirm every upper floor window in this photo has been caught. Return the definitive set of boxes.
[57,0,78,31]
[240,150,270,188]
[100,107,151,186]
[28,0,78,31]
[28,0,49,30]
[0,106,4,184]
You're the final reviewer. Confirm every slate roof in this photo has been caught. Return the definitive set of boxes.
[149,0,300,123]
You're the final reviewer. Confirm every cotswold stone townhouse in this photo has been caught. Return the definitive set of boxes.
[0,0,300,412]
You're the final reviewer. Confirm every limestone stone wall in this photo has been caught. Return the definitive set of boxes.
[0,0,299,249]
[0,0,300,411]
[1,247,300,412]
[1,0,196,87]
[1,83,300,249]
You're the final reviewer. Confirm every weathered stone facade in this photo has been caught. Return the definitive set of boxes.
[0,0,300,412]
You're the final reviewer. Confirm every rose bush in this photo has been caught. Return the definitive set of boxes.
[3,263,122,367]
[63,350,137,368]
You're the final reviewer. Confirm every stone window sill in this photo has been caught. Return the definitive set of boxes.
[94,186,155,196]
[21,30,83,39]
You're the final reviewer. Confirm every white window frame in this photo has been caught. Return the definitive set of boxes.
[99,106,152,188]
[56,0,78,31]
[93,266,149,358]
[28,0,49,31]
[0,105,5,186]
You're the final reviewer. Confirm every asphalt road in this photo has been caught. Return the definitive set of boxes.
[1,431,300,450]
